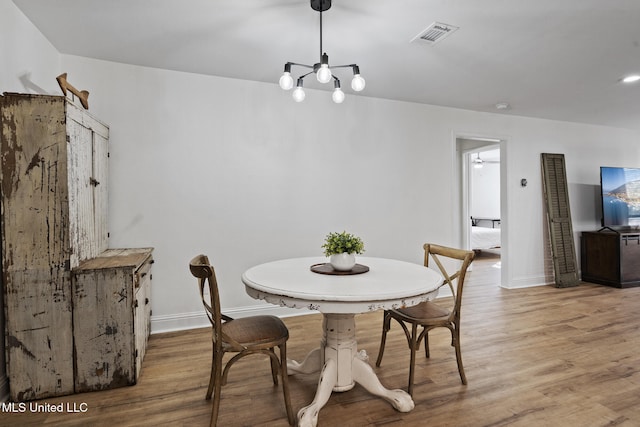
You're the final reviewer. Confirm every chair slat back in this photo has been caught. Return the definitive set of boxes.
[423,243,475,318]
[190,254,225,345]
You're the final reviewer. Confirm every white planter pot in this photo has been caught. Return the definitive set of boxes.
[329,253,356,271]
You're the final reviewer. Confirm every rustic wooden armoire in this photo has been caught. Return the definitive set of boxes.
[1,93,153,401]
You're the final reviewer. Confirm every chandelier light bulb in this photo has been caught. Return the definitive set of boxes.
[292,78,305,102]
[351,74,366,92]
[279,72,294,90]
[317,64,332,84]
[292,87,306,102]
[332,88,345,104]
[317,53,332,84]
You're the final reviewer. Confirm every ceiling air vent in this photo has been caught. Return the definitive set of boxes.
[411,22,459,45]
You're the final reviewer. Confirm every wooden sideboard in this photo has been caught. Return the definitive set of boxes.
[581,230,640,288]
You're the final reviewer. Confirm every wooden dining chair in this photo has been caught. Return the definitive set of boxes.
[189,255,295,426]
[375,243,475,396]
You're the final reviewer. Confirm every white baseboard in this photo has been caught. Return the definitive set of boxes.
[502,275,550,289]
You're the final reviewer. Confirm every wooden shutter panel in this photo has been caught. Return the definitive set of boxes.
[541,153,580,288]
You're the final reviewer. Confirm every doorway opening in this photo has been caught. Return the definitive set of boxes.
[456,137,504,286]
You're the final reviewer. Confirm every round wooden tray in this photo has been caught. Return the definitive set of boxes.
[310,263,370,275]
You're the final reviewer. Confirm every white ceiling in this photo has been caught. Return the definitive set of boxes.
[13,0,640,131]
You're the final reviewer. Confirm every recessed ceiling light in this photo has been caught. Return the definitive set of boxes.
[495,102,510,110]
[622,74,640,83]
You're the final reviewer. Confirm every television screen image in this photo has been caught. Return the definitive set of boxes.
[601,166,640,227]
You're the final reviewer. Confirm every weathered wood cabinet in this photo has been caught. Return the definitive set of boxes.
[73,248,153,392]
[1,93,152,401]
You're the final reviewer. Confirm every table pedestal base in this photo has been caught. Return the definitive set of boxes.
[288,313,414,427]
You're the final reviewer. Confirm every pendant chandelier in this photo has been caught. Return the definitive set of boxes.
[278,0,365,103]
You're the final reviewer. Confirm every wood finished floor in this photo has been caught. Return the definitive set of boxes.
[4,250,640,426]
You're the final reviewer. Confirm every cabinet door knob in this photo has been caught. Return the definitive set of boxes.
[90,177,100,186]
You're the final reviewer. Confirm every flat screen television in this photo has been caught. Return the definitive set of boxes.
[600,166,640,228]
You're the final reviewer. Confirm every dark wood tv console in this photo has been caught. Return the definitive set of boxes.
[581,230,640,288]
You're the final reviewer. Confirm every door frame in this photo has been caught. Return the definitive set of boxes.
[454,134,508,286]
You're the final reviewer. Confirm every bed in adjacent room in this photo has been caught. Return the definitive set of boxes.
[471,226,501,250]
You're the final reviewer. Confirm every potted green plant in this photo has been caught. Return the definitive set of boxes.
[322,231,365,271]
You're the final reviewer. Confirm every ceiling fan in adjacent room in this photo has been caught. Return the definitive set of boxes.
[472,152,500,169]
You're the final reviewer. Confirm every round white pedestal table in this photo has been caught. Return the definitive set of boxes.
[242,256,443,427]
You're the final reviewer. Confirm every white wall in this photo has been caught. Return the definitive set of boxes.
[3,0,640,341]
[0,1,60,94]
[56,56,466,331]
[62,52,640,328]
[471,161,501,220]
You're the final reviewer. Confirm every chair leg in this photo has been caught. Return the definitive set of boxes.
[375,310,391,367]
[278,343,295,426]
[407,323,419,397]
[269,347,279,385]
[452,325,467,385]
[209,350,224,427]
[206,347,217,400]
[424,329,430,358]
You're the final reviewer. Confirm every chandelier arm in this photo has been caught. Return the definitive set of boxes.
[297,71,315,80]
[328,64,359,70]
[288,62,315,69]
